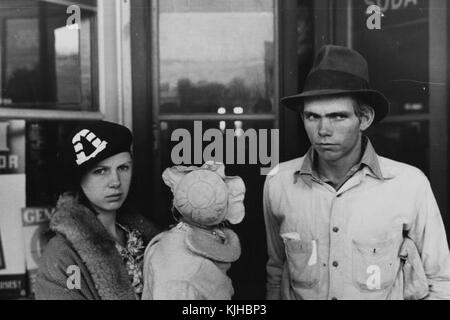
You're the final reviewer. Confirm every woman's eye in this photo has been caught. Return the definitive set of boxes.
[118,165,130,172]
[93,168,107,175]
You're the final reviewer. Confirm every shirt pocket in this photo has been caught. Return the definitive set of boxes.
[352,238,399,292]
[283,236,320,289]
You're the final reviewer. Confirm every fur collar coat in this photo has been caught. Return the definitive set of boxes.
[35,193,159,300]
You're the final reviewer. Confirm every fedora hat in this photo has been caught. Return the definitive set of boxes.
[281,45,389,123]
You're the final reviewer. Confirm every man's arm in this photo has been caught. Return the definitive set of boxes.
[263,175,285,300]
[35,236,97,300]
[410,176,450,300]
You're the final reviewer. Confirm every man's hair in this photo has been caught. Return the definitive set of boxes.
[351,96,374,120]
[301,94,374,121]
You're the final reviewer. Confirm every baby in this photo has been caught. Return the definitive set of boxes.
[142,162,245,300]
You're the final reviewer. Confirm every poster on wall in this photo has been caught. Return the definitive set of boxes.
[0,120,27,298]
[21,207,53,297]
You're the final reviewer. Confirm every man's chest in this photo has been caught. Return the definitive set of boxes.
[274,178,417,244]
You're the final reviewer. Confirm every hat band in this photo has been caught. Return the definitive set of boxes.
[304,69,370,92]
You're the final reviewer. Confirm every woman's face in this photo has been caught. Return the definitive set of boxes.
[80,152,132,215]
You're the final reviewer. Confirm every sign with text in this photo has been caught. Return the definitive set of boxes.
[0,121,25,174]
[21,207,53,296]
[0,274,27,299]
[0,120,27,298]
[355,0,428,28]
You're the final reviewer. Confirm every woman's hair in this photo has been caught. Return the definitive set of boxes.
[78,188,95,211]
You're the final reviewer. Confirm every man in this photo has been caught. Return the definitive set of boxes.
[263,45,450,300]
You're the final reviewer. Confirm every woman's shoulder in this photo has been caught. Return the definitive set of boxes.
[35,233,101,300]
[40,233,79,266]
[36,233,82,290]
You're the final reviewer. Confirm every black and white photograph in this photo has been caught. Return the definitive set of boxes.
[0,0,449,306]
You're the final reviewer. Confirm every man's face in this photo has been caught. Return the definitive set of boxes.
[303,96,370,162]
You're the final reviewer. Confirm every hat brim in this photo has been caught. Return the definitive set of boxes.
[280,89,390,123]
[224,176,246,225]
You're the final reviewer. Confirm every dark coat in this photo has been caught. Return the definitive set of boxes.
[35,194,160,300]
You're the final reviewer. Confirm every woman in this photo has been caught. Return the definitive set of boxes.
[35,121,159,300]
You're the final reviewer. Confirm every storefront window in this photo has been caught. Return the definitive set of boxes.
[0,0,97,299]
[158,0,275,114]
[0,0,97,110]
[353,0,429,116]
[152,0,277,298]
[158,119,273,298]
[351,0,431,175]
[367,120,429,174]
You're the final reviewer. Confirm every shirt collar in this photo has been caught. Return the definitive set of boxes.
[296,136,385,184]
[359,137,384,179]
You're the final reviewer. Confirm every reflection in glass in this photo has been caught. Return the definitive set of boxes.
[54,26,81,103]
[157,119,274,299]
[158,0,275,114]
[0,0,97,110]
[352,1,429,116]
[3,18,40,104]
[367,121,429,175]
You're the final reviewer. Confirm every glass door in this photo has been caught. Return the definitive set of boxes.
[350,0,448,217]
[150,0,278,298]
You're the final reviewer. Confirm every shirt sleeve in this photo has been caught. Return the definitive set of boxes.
[263,175,285,300]
[410,176,450,300]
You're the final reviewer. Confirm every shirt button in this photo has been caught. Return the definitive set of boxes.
[332,261,339,267]
[333,227,339,233]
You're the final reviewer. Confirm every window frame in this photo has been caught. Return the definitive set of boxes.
[0,0,99,114]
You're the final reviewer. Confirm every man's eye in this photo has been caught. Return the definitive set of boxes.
[306,115,318,121]
[332,115,346,120]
